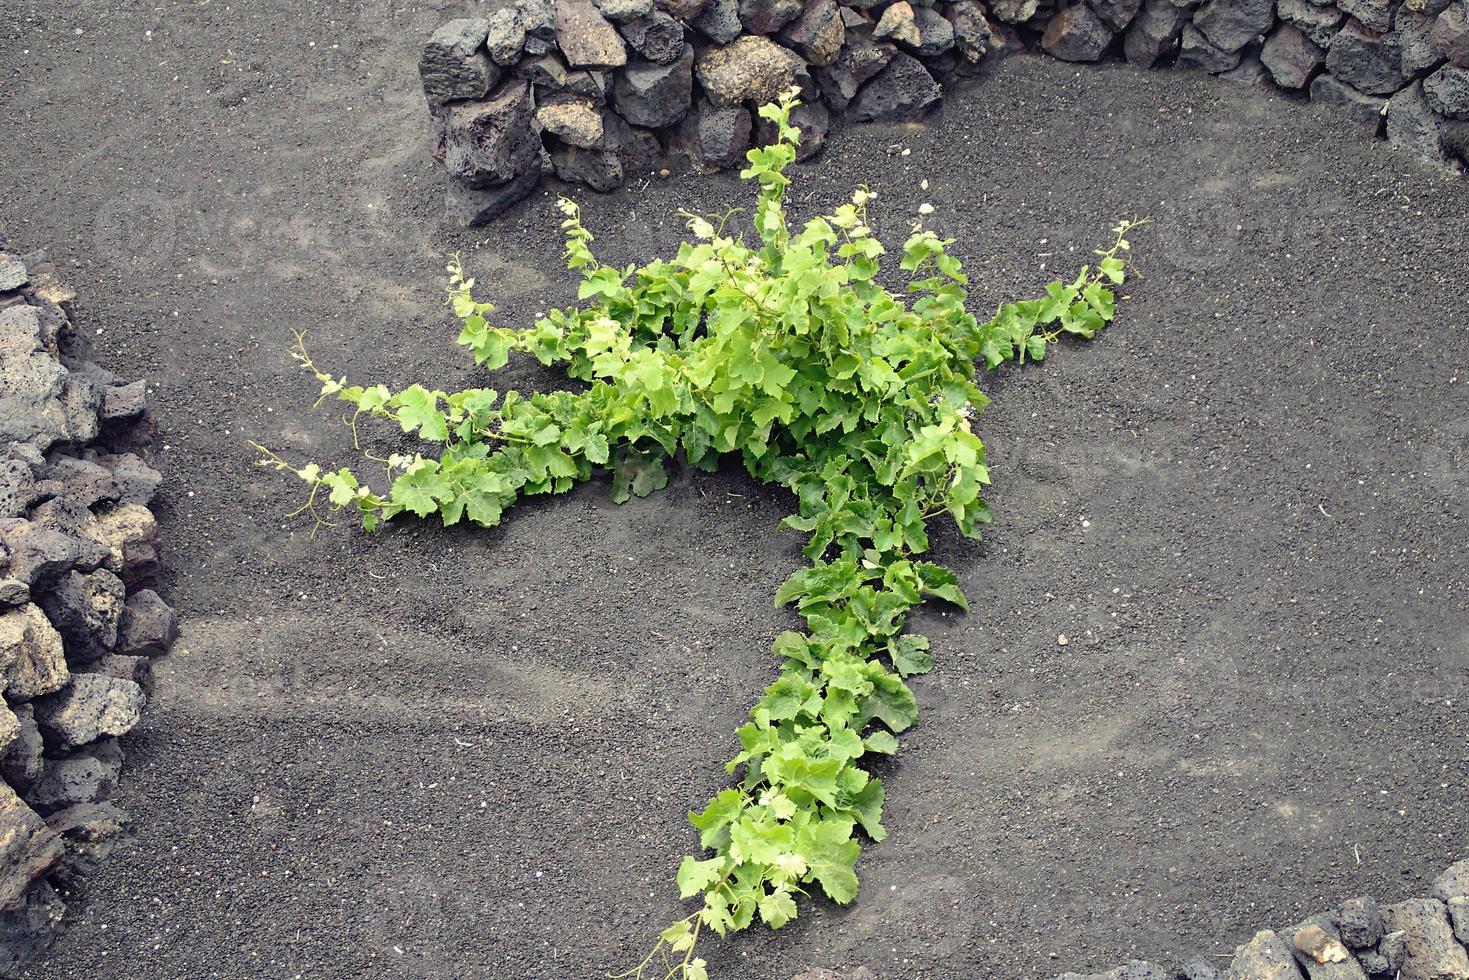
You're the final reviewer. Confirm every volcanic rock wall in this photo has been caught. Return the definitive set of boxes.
[0,248,175,973]
[422,0,1469,223]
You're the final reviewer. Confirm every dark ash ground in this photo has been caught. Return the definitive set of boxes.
[2,2,1467,978]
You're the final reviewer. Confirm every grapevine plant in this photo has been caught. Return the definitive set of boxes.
[255,91,1143,979]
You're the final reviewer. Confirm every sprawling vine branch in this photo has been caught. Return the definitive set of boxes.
[254,90,1145,978]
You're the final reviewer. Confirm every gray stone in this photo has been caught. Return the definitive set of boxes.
[657,0,708,18]
[1334,897,1387,950]
[620,11,688,63]
[848,51,941,120]
[1310,72,1388,126]
[1358,929,1407,976]
[598,0,654,20]
[0,456,37,518]
[419,19,498,107]
[1447,897,1469,945]
[1194,0,1276,50]
[690,0,744,42]
[1424,63,1469,115]
[1126,0,1190,63]
[44,801,129,890]
[948,1,999,61]
[1279,0,1344,46]
[92,503,159,585]
[1396,9,1447,75]
[1326,20,1407,94]
[740,0,804,32]
[96,453,162,507]
[0,258,28,293]
[1,705,43,790]
[550,111,659,190]
[486,9,527,65]
[524,34,555,56]
[1054,963,1175,980]
[0,578,27,607]
[0,881,64,976]
[1430,861,1469,902]
[0,518,96,587]
[22,737,124,816]
[537,98,606,146]
[33,672,145,748]
[1225,930,1304,979]
[875,1,922,45]
[685,101,753,168]
[1387,78,1458,164]
[39,456,119,508]
[90,652,153,688]
[815,36,896,109]
[1088,0,1143,31]
[431,80,540,187]
[756,98,831,158]
[1222,50,1271,82]
[1179,958,1225,980]
[1404,0,1453,15]
[1281,917,1366,980]
[1339,0,1395,31]
[1382,899,1469,980]
[1043,2,1115,60]
[780,0,849,63]
[556,0,629,66]
[445,170,542,226]
[516,51,570,88]
[38,569,125,664]
[695,35,807,106]
[990,0,1042,22]
[613,45,695,128]
[1,603,68,700]
[0,306,98,451]
[1435,1,1469,67]
[517,0,559,39]
[1262,22,1326,86]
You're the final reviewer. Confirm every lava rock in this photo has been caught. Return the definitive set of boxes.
[1310,72,1387,126]
[1382,899,1469,979]
[1395,9,1446,75]
[1281,917,1364,980]
[1435,2,1469,67]
[445,170,542,226]
[0,456,38,518]
[89,653,153,688]
[1,603,68,701]
[780,0,849,64]
[22,737,123,816]
[740,0,804,33]
[598,0,654,20]
[658,0,709,16]
[1193,0,1276,51]
[0,519,95,588]
[537,99,606,146]
[814,36,896,109]
[37,569,124,665]
[33,673,145,748]
[37,456,118,509]
[550,110,659,190]
[1126,0,1190,64]
[0,770,58,907]
[1429,861,1469,902]
[1340,0,1396,31]
[1326,20,1407,95]
[948,1,999,61]
[0,306,98,451]
[613,45,695,128]
[1424,63,1469,115]
[1055,962,1176,979]
[695,35,808,106]
[1278,0,1343,46]
[431,80,540,187]
[1,704,43,789]
[419,19,498,106]
[1334,897,1387,950]
[1088,0,1143,31]
[93,503,160,584]
[0,881,64,978]
[486,9,527,65]
[556,1,628,66]
[756,98,831,157]
[1447,897,1469,944]
[516,51,571,88]
[875,1,922,45]
[0,258,28,293]
[44,801,129,890]
[620,11,688,63]
[685,101,754,167]
[96,453,161,507]
[1179,958,1224,980]
[990,0,1042,22]
[1043,3,1115,60]
[1225,930,1302,978]
[0,579,27,608]
[690,0,744,42]
[517,0,559,39]
[1262,22,1325,86]
[848,51,941,120]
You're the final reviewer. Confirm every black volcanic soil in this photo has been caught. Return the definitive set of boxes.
[1,2,1467,978]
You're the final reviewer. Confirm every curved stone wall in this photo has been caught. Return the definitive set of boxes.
[0,246,176,973]
[421,0,1469,223]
